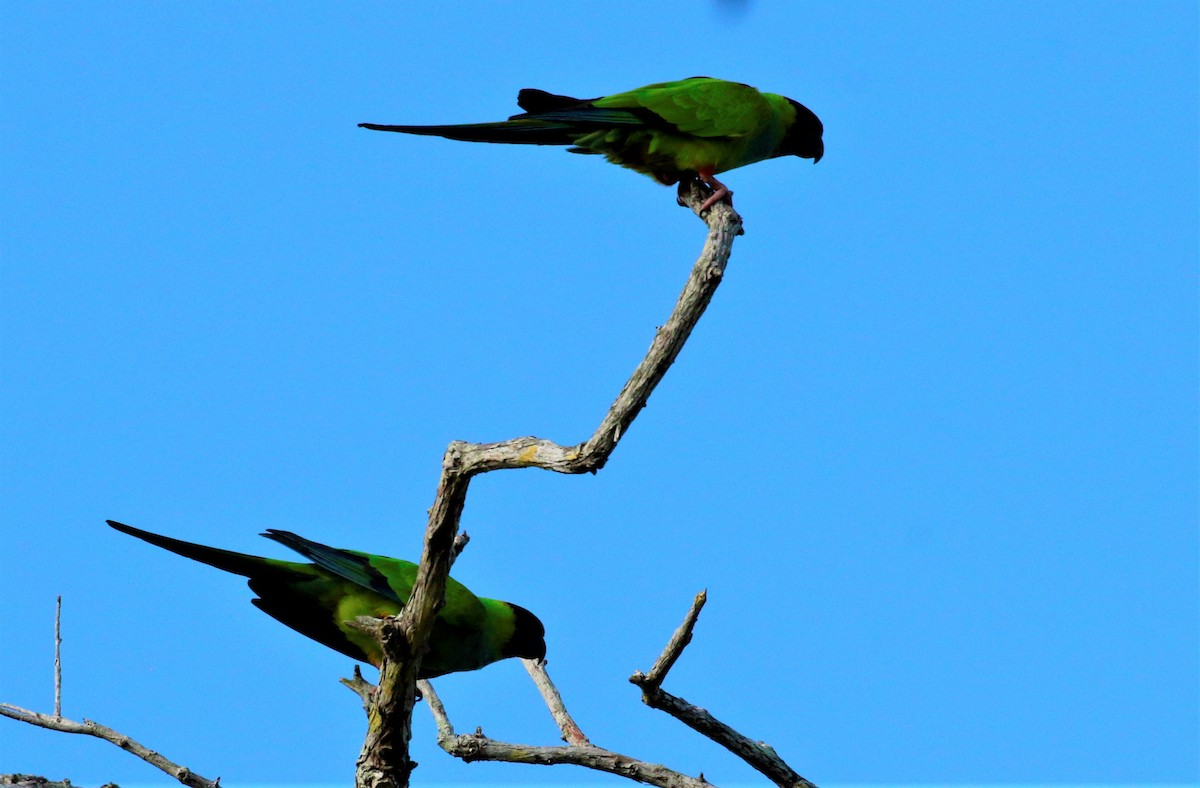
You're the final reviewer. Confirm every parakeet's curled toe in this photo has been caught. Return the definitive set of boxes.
[359,77,823,208]
[108,520,546,678]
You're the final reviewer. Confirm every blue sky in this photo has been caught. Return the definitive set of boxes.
[2,2,1196,786]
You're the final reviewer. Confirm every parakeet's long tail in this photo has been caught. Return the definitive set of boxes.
[108,520,266,578]
[357,119,577,146]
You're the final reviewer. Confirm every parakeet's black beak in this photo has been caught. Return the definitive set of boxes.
[812,140,824,164]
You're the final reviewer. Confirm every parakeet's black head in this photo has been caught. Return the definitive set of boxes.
[504,602,547,662]
[781,99,824,163]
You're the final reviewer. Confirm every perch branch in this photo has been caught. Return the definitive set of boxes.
[355,183,743,787]
[447,183,742,478]
[0,705,219,788]
[631,594,816,788]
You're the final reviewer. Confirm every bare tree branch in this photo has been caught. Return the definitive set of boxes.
[439,733,711,788]
[356,182,744,787]
[342,527,470,780]
[523,658,589,746]
[0,705,219,788]
[418,680,454,740]
[53,596,61,720]
[2,598,221,788]
[341,664,375,710]
[355,615,421,787]
[631,594,815,788]
[441,184,743,479]
[642,589,708,687]
[2,775,117,788]
[420,673,709,788]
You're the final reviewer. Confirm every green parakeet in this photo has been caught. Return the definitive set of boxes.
[359,77,824,210]
[108,520,546,678]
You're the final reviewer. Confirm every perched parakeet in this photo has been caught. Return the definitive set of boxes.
[359,77,824,210]
[108,521,546,678]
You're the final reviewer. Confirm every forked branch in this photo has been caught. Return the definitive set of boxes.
[630,592,816,788]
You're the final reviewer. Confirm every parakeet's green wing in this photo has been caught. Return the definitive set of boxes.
[593,78,776,139]
[262,529,491,633]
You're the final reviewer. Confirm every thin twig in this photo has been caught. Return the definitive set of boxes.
[417,680,454,742]
[53,596,62,720]
[641,590,707,688]
[450,531,470,563]
[0,704,220,788]
[356,182,743,788]
[523,658,589,746]
[631,594,815,788]
[341,664,375,710]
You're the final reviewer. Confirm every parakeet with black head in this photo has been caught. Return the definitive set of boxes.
[108,520,546,678]
[359,77,824,211]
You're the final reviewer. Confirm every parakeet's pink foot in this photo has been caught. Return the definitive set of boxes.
[697,168,732,212]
